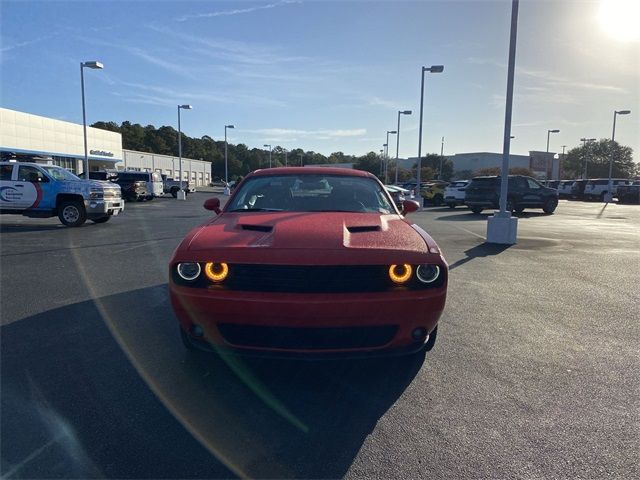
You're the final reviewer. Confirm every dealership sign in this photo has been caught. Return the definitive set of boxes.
[90,150,114,157]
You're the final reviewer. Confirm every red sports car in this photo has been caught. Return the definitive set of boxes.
[169,167,448,358]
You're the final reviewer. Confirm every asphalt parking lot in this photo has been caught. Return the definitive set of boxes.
[1,195,639,479]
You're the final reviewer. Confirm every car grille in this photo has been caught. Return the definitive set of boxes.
[217,324,398,350]
[225,264,392,293]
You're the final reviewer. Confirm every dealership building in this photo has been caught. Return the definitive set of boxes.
[0,108,212,186]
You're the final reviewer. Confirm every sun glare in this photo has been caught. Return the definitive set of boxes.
[598,0,640,42]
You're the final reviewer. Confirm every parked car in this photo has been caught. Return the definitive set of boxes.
[464,175,559,214]
[583,178,631,201]
[170,167,446,358]
[616,182,640,204]
[443,180,469,208]
[162,174,192,198]
[557,180,575,199]
[0,161,123,226]
[385,185,409,209]
[89,170,118,181]
[570,179,589,199]
[421,181,449,206]
[545,180,560,189]
[111,172,149,202]
[114,171,162,199]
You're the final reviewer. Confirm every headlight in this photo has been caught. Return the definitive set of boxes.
[416,264,440,283]
[176,262,201,281]
[388,264,412,284]
[89,189,104,199]
[204,262,229,282]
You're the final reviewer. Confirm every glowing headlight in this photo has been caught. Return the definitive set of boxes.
[89,189,104,199]
[204,262,229,282]
[416,264,440,283]
[389,264,412,284]
[176,262,201,281]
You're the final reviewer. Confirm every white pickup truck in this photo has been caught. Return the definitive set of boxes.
[0,162,124,227]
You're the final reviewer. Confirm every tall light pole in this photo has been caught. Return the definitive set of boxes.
[438,136,445,180]
[546,129,560,180]
[177,104,192,200]
[385,130,397,183]
[80,60,103,179]
[416,65,444,201]
[224,124,234,194]
[379,148,385,176]
[605,109,631,202]
[560,145,567,180]
[486,0,518,245]
[299,152,303,166]
[263,144,272,168]
[580,137,596,179]
[283,148,288,167]
[394,110,412,184]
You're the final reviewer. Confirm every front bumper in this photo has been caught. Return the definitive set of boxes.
[85,198,125,216]
[170,285,446,356]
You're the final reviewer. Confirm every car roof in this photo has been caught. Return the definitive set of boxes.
[1,161,50,167]
[248,167,375,179]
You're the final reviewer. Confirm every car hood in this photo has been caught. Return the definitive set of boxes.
[181,212,438,264]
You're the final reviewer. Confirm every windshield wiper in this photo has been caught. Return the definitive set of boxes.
[228,208,284,212]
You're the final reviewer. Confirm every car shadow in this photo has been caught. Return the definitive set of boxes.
[2,285,425,479]
[435,211,548,222]
[0,223,66,233]
[448,242,512,270]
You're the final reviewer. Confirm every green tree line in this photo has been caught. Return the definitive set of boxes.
[91,121,454,183]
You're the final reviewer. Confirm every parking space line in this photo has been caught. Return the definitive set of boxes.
[455,225,486,241]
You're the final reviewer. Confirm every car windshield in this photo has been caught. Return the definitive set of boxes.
[227,174,394,213]
[40,165,81,181]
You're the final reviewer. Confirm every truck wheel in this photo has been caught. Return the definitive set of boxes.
[470,206,483,214]
[58,200,87,227]
[514,206,525,214]
[543,198,558,214]
[448,203,456,209]
[91,216,111,223]
[433,194,443,206]
[171,188,179,198]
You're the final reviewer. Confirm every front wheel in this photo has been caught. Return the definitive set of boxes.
[424,326,438,352]
[543,197,558,214]
[514,206,525,214]
[91,216,111,223]
[447,203,456,209]
[171,188,178,198]
[58,200,87,227]
[470,206,483,214]
[433,194,443,206]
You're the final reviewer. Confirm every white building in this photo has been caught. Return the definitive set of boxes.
[0,108,212,186]
[121,150,211,187]
[0,107,122,174]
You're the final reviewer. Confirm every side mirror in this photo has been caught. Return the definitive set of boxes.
[401,199,420,215]
[204,197,222,214]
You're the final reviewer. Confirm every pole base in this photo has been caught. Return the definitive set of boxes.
[177,190,187,201]
[486,213,518,245]
[604,192,613,203]
[223,187,231,196]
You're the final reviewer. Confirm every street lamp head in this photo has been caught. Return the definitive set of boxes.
[179,105,192,110]
[82,61,103,69]
[383,143,388,147]
[226,125,235,129]
[426,65,444,73]
[510,135,515,139]
[549,129,560,133]
[616,110,631,115]
[401,110,412,115]
[388,130,397,135]
[263,144,271,148]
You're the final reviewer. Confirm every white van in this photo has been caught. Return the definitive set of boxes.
[119,170,164,199]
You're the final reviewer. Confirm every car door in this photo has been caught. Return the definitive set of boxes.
[16,165,51,209]
[0,163,21,210]
[523,177,545,206]
[507,176,526,205]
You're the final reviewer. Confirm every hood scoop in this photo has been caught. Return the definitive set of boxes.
[346,225,381,233]
[239,224,273,233]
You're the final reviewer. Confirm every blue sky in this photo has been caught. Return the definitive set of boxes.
[1,0,638,160]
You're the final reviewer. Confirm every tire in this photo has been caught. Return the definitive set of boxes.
[600,192,607,203]
[57,200,87,227]
[506,198,516,212]
[543,197,558,214]
[91,216,111,224]
[180,328,198,351]
[447,203,456,209]
[424,326,438,352]
[171,188,179,198]
[470,206,483,214]
[433,194,443,206]
[514,206,525,214]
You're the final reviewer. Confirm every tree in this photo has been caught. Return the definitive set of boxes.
[473,167,536,177]
[354,152,383,179]
[562,139,634,179]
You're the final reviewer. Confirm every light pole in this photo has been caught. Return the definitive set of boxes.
[394,110,412,184]
[605,109,631,202]
[379,148,385,176]
[177,104,192,200]
[263,144,272,168]
[580,137,596,179]
[438,136,445,180]
[416,65,444,202]
[385,130,397,183]
[283,148,288,167]
[224,124,234,195]
[299,152,303,166]
[560,145,567,180]
[546,129,560,180]
[80,60,103,179]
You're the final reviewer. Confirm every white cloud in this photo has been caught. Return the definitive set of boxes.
[176,0,300,22]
